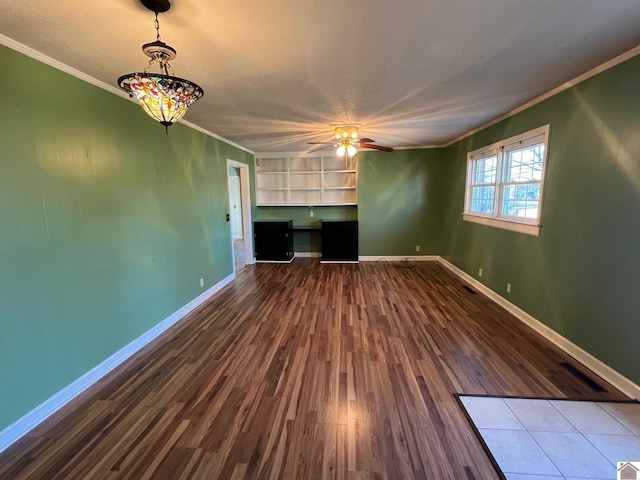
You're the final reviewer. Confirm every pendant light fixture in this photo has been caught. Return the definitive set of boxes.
[117,0,204,133]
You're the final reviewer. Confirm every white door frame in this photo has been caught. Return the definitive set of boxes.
[227,159,255,269]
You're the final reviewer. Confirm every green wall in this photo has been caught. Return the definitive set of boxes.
[0,45,253,430]
[440,54,640,386]
[358,148,448,256]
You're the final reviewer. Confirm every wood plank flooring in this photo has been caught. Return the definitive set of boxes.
[0,260,628,479]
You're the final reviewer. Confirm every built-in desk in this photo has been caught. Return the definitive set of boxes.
[254,221,358,262]
[291,226,322,258]
[291,226,322,233]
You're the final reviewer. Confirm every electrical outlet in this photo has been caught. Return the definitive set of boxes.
[506,282,511,294]
[478,268,483,277]
[310,210,314,217]
[415,245,421,252]
[200,277,204,288]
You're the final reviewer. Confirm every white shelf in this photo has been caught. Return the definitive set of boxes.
[255,154,358,206]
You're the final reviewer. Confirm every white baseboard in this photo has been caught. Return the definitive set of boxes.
[294,251,322,258]
[437,257,640,400]
[0,273,235,454]
[359,255,440,262]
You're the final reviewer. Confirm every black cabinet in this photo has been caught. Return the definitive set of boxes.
[254,220,294,262]
[321,221,358,262]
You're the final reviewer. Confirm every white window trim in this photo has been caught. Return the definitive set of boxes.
[463,125,550,236]
[462,213,542,235]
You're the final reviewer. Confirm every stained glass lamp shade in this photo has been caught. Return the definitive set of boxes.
[117,6,203,132]
[118,71,203,129]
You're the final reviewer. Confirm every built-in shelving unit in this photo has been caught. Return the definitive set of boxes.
[255,154,357,206]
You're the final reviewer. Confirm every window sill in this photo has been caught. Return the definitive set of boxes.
[462,213,540,236]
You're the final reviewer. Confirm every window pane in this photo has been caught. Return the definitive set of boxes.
[474,156,497,184]
[471,186,494,214]
[507,144,544,182]
[502,183,540,219]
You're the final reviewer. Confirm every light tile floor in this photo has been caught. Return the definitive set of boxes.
[459,396,640,480]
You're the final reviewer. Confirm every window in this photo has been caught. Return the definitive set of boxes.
[464,125,549,236]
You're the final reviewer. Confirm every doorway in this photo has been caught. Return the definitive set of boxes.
[229,169,243,241]
[227,159,254,274]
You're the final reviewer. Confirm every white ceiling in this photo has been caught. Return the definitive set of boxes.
[2,0,640,154]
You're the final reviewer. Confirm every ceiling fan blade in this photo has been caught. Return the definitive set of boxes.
[308,145,333,153]
[358,138,375,143]
[360,143,394,152]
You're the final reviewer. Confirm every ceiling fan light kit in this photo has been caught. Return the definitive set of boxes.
[117,0,204,133]
[308,125,394,157]
[334,125,360,140]
[336,142,358,158]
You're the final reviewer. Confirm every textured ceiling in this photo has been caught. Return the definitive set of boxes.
[2,0,640,153]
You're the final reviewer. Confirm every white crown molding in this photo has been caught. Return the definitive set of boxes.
[391,44,640,151]
[437,257,640,401]
[255,151,340,158]
[179,119,255,154]
[441,44,640,148]
[393,145,444,151]
[304,43,640,154]
[0,34,129,100]
[0,273,235,454]
[0,34,254,156]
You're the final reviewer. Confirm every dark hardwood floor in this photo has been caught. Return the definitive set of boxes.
[0,260,628,479]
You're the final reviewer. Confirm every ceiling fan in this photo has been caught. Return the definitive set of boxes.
[308,125,394,156]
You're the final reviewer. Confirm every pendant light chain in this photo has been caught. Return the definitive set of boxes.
[154,12,162,42]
